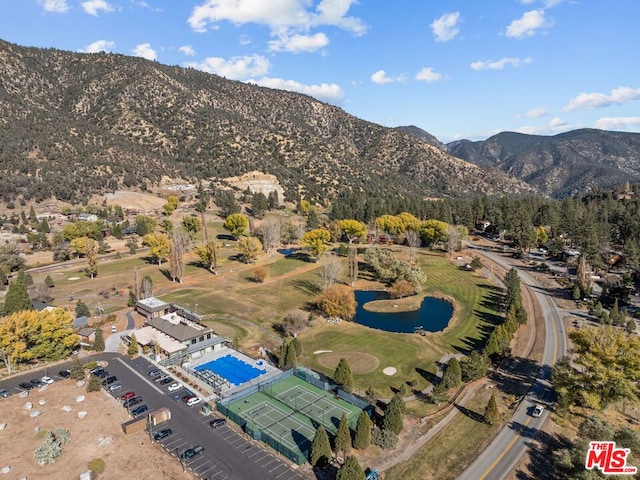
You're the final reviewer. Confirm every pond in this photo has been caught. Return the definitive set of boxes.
[354,290,453,333]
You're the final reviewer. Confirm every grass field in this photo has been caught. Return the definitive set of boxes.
[298,250,501,396]
[385,386,500,480]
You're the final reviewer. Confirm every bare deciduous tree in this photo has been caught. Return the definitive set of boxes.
[445,225,462,258]
[259,217,281,254]
[348,246,358,286]
[319,254,344,289]
[406,230,421,264]
[169,231,189,283]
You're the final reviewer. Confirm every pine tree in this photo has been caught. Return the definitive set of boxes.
[365,385,376,405]
[93,328,105,352]
[334,413,352,459]
[128,333,139,357]
[353,410,372,450]
[309,425,331,467]
[334,358,355,393]
[44,275,54,288]
[484,392,499,425]
[70,356,85,380]
[336,455,366,480]
[86,375,102,392]
[383,398,403,434]
[75,299,90,318]
[3,276,32,314]
[440,358,462,389]
[283,341,297,368]
[390,392,406,414]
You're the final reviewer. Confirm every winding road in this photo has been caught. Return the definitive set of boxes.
[457,244,568,480]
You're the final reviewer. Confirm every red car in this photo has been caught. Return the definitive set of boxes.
[120,391,135,401]
[182,394,196,403]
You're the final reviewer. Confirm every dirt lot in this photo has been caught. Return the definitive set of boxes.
[0,377,192,480]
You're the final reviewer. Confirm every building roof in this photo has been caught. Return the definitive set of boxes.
[73,316,89,329]
[147,313,212,342]
[132,326,187,355]
[136,297,170,311]
[77,327,95,338]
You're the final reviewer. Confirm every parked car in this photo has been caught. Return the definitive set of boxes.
[123,396,143,408]
[131,404,149,417]
[167,382,182,392]
[147,369,161,377]
[209,418,226,428]
[187,397,201,407]
[30,379,44,387]
[108,382,123,392]
[90,367,105,376]
[18,382,33,390]
[41,376,54,384]
[180,445,204,461]
[111,325,117,333]
[120,391,135,401]
[153,428,173,441]
[58,369,71,378]
[154,374,170,383]
[0,389,11,398]
[158,377,173,385]
[101,376,117,386]
[182,394,196,403]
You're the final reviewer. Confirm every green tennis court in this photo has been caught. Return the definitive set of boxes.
[225,375,363,463]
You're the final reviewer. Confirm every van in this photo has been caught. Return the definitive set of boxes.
[102,376,117,386]
[186,397,201,407]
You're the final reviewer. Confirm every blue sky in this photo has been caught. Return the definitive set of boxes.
[2,0,639,142]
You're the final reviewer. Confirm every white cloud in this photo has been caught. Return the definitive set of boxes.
[549,117,566,127]
[415,67,442,83]
[185,54,271,80]
[179,45,196,56]
[563,86,640,112]
[239,35,252,45]
[370,70,394,85]
[430,12,460,42]
[268,32,329,53]
[78,40,115,53]
[38,0,69,13]
[187,0,367,37]
[470,57,532,70]
[524,107,547,118]
[250,77,344,104]
[594,117,640,131]
[132,43,157,61]
[505,10,551,39]
[81,0,113,16]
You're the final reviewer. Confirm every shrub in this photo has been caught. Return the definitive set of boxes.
[251,266,268,283]
[371,427,398,449]
[88,458,106,474]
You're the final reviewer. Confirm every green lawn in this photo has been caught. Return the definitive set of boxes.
[385,389,499,480]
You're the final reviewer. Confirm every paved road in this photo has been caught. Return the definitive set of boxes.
[457,245,568,480]
[0,353,308,480]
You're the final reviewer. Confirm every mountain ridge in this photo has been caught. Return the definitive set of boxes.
[0,39,534,206]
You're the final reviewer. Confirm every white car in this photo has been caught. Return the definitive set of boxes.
[167,382,182,392]
[532,404,545,417]
[41,376,54,384]
[187,397,202,407]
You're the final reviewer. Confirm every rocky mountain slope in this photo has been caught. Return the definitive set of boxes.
[446,129,640,197]
[0,39,534,205]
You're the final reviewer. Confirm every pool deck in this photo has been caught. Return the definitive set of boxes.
[186,347,282,398]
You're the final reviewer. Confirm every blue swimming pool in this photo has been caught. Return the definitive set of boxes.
[195,354,266,386]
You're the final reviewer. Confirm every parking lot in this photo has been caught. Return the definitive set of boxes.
[1,353,309,480]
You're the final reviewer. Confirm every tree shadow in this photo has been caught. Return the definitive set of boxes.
[490,356,541,397]
[514,430,569,480]
[159,268,173,281]
[415,367,440,386]
[454,403,485,423]
[290,279,322,295]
